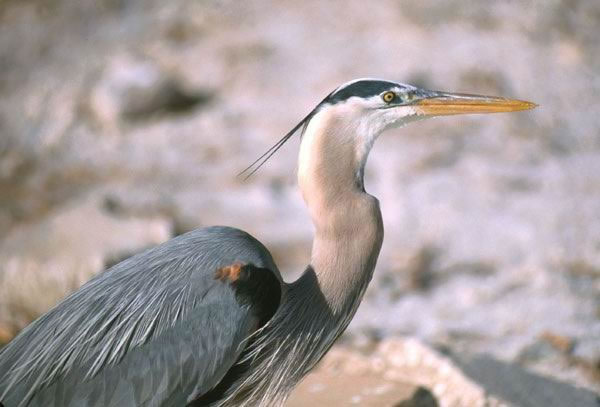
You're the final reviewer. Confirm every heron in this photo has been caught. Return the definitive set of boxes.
[0,78,535,406]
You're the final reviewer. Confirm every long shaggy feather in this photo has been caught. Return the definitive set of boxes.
[237,90,336,179]
[208,266,370,407]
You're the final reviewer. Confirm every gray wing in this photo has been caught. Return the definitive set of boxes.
[0,226,282,407]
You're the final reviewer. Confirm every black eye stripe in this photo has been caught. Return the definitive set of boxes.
[326,80,404,104]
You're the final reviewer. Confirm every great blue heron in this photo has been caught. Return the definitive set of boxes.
[0,78,535,406]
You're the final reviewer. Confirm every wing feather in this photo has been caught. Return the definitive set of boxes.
[0,226,280,407]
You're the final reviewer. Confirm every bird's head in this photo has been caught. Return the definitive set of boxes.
[312,78,536,146]
[240,78,536,190]
[294,79,536,194]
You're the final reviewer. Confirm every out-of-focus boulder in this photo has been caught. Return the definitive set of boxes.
[87,55,211,129]
[448,351,600,407]
[289,338,504,407]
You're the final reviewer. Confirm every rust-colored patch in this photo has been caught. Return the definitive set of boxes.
[215,263,244,283]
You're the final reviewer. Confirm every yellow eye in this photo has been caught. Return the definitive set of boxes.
[382,91,395,103]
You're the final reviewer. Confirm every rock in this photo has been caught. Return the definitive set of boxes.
[377,338,501,406]
[539,331,575,354]
[291,338,600,407]
[287,346,429,407]
[404,246,438,292]
[289,338,504,407]
[395,387,439,407]
[88,55,211,128]
[287,366,420,407]
[448,351,600,407]
[517,336,600,397]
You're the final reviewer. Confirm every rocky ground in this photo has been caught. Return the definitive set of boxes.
[1,0,599,405]
[288,339,600,406]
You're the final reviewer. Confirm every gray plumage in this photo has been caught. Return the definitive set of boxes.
[0,78,535,406]
[0,227,279,406]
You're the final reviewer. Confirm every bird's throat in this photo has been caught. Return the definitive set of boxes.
[297,109,384,315]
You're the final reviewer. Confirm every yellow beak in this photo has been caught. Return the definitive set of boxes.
[414,92,537,116]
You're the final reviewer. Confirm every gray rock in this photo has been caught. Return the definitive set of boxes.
[448,352,600,407]
[88,55,211,127]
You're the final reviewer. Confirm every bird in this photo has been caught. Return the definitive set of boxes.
[0,78,536,407]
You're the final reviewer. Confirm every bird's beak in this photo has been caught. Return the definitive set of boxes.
[413,90,537,116]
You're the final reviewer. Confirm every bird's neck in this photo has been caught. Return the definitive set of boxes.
[225,112,384,406]
[297,109,384,315]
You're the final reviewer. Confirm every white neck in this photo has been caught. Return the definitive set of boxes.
[297,107,384,314]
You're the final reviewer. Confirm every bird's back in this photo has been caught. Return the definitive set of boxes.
[0,226,282,407]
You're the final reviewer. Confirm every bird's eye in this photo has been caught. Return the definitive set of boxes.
[382,91,395,103]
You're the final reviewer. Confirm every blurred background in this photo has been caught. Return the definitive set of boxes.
[1,0,599,403]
